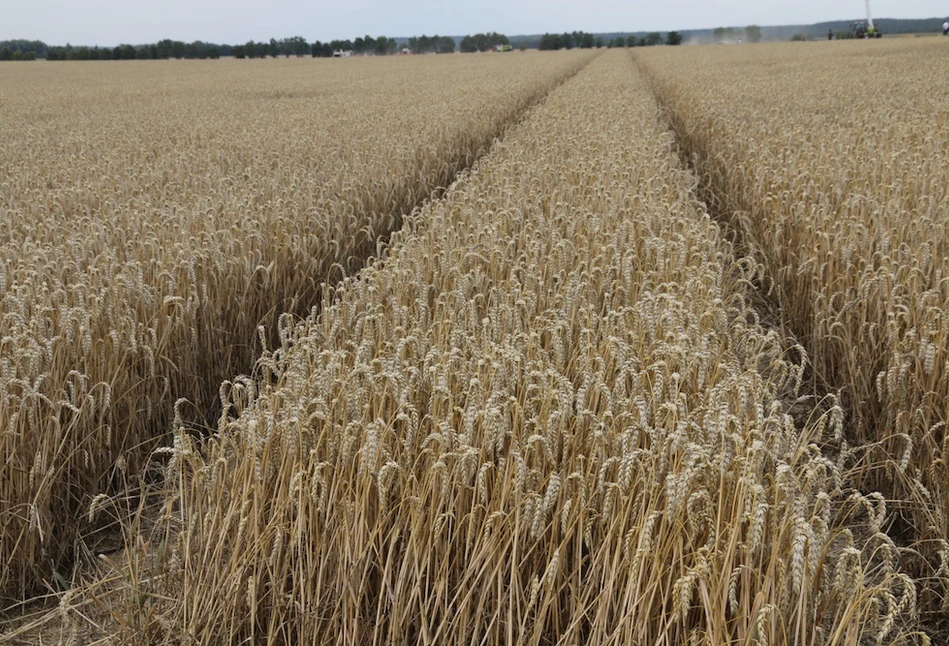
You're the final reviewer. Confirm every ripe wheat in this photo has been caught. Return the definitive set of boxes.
[0,52,589,602]
[143,52,920,645]
[636,39,949,620]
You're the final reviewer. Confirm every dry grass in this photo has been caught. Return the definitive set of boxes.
[123,51,924,644]
[0,52,591,604]
[635,39,949,624]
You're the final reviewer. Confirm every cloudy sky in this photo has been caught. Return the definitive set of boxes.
[4,0,947,46]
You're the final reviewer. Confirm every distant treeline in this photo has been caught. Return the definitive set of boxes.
[46,40,225,60]
[0,39,45,59]
[538,31,681,49]
[459,32,510,53]
[3,17,945,62]
[0,34,465,60]
[509,17,947,48]
[662,17,947,42]
[311,35,457,56]
[0,47,37,61]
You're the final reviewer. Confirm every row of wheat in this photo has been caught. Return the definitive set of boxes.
[635,39,949,620]
[0,52,591,604]
[119,51,924,645]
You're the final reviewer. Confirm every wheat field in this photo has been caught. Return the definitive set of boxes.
[0,52,590,604]
[635,38,949,627]
[0,42,946,645]
[59,51,915,644]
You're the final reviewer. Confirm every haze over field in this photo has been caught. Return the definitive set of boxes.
[3,0,948,45]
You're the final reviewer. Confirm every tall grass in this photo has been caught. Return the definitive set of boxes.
[635,39,949,621]
[0,52,590,604]
[146,52,920,645]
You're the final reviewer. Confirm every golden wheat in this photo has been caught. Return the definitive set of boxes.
[135,51,921,645]
[0,52,590,603]
[635,39,949,621]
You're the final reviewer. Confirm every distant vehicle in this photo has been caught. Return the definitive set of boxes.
[852,21,882,39]
[333,50,353,58]
[853,0,883,38]
[497,44,514,52]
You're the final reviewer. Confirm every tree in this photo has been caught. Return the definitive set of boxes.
[284,36,308,57]
[713,27,739,42]
[746,25,762,43]
[594,36,604,48]
[459,35,476,53]
[644,32,663,46]
[1,46,14,60]
[626,35,638,47]
[666,31,683,45]
[519,41,527,51]
[312,41,334,57]
[0,39,48,58]
[437,36,455,53]
[539,33,567,50]
[373,36,396,56]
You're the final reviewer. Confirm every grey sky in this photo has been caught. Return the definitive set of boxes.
[4,0,947,46]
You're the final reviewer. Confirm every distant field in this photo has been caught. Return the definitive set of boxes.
[1,41,947,644]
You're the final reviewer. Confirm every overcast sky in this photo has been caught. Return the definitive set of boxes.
[4,1,947,46]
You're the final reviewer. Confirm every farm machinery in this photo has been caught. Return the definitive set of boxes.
[853,0,883,38]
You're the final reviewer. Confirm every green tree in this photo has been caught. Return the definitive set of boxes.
[286,36,308,57]
[626,34,637,47]
[713,27,740,42]
[745,25,762,42]
[373,36,396,56]
[644,32,663,46]
[666,31,683,45]
[594,36,604,48]
[437,36,455,53]
[1,46,15,61]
